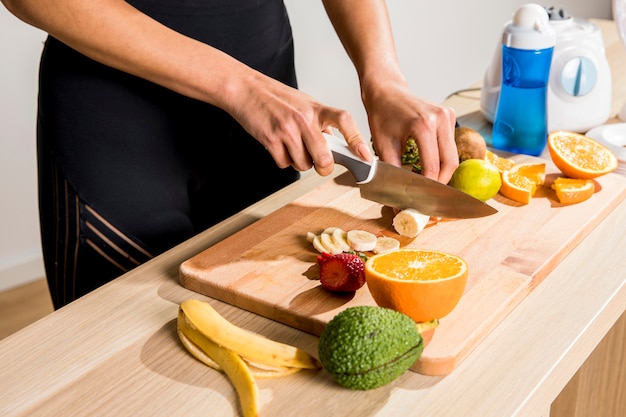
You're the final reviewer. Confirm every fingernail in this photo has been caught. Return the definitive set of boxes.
[359,143,372,161]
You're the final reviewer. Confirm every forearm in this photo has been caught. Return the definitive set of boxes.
[322,0,407,94]
[323,0,457,181]
[1,0,255,114]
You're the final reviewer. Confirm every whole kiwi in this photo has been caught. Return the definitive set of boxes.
[455,127,487,162]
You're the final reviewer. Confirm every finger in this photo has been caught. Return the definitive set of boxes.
[431,107,458,182]
[265,143,295,169]
[372,133,403,167]
[298,127,334,176]
[282,136,316,172]
[342,131,373,162]
[437,117,460,183]
[322,107,372,162]
[263,134,311,171]
[417,107,457,182]
[411,121,440,181]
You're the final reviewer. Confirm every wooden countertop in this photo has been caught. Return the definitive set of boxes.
[1,19,624,417]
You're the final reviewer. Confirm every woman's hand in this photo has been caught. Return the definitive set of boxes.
[322,0,458,184]
[363,79,458,183]
[1,0,372,177]
[225,71,373,177]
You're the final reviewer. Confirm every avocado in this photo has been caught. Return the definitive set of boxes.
[318,306,423,390]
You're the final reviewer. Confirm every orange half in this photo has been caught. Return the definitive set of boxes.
[499,162,546,204]
[365,249,468,323]
[551,177,595,204]
[548,131,618,179]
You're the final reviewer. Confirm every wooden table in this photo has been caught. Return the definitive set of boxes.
[1,19,624,417]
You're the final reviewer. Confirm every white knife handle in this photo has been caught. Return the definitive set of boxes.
[323,133,375,183]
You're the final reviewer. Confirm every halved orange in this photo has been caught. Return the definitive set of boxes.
[551,177,595,204]
[485,149,515,173]
[548,131,618,179]
[365,249,468,323]
[499,162,546,204]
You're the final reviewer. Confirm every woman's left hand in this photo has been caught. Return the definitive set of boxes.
[363,79,458,184]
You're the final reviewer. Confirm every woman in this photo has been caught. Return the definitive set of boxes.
[1,0,458,308]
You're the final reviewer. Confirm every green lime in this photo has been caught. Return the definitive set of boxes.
[449,159,501,202]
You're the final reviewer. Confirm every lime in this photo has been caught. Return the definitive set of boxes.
[449,159,501,202]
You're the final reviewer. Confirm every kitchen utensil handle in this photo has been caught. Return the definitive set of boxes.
[323,133,375,183]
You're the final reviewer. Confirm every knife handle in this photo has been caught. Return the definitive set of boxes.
[323,133,375,183]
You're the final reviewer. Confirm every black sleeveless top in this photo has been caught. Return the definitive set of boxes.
[124,0,293,69]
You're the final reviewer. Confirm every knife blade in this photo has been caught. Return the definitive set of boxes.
[323,133,498,219]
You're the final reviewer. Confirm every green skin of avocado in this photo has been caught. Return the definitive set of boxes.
[318,306,424,390]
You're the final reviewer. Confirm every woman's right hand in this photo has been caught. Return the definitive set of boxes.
[1,0,371,177]
[222,71,373,176]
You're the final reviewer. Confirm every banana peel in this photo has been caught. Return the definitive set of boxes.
[177,299,321,416]
[178,317,259,417]
[180,299,320,370]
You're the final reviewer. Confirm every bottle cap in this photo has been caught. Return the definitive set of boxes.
[502,3,556,50]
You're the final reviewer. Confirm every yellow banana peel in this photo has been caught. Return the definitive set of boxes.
[177,299,321,416]
[179,299,320,369]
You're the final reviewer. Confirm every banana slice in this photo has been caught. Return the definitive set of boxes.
[179,300,321,370]
[309,228,350,254]
[346,229,377,252]
[312,235,328,253]
[320,232,344,255]
[322,227,341,235]
[373,236,401,254]
[392,209,430,238]
[331,228,351,252]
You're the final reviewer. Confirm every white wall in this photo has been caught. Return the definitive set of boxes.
[285,0,613,134]
[0,7,46,291]
[0,0,612,291]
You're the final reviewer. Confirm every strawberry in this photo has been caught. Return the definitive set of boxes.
[317,252,366,293]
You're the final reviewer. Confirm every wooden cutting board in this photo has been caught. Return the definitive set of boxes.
[180,156,626,376]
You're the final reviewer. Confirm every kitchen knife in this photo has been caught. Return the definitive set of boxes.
[324,133,498,219]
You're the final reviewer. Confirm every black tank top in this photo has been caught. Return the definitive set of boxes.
[125,0,293,68]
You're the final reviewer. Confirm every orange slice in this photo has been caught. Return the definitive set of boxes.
[548,131,618,179]
[365,249,468,323]
[485,149,515,173]
[499,162,546,204]
[551,177,595,204]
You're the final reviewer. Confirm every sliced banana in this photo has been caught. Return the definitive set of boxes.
[320,232,344,255]
[308,227,350,254]
[373,236,401,254]
[392,208,430,238]
[346,229,377,252]
[331,228,351,252]
[305,231,317,243]
[312,235,327,253]
[309,227,403,254]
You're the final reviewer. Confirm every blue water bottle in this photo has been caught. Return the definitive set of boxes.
[492,4,556,156]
